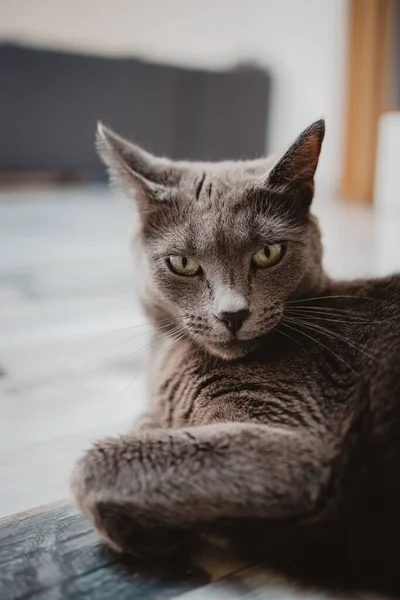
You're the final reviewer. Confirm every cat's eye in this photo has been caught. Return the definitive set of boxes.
[252,244,284,268]
[168,255,201,276]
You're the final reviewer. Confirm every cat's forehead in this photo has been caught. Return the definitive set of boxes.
[178,158,274,204]
[171,172,267,230]
[154,204,252,259]
[150,176,305,258]
[178,169,259,237]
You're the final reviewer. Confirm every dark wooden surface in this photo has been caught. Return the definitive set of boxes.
[0,502,380,599]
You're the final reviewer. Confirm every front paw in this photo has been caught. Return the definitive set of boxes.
[89,500,186,558]
[70,448,124,554]
[70,442,185,558]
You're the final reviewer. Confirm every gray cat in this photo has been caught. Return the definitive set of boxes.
[71,120,400,590]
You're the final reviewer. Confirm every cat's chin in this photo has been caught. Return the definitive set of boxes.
[198,337,261,361]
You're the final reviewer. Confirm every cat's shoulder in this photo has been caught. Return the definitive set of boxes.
[329,273,400,313]
[349,274,400,304]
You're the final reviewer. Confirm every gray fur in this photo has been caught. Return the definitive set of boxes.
[72,120,400,590]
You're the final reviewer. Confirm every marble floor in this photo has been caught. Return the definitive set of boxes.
[1,185,400,519]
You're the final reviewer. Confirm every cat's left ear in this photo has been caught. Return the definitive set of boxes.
[266,119,325,204]
[96,123,182,213]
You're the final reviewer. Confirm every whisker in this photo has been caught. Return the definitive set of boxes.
[101,314,190,337]
[87,329,163,398]
[115,319,189,345]
[165,330,188,344]
[285,309,373,324]
[109,324,187,373]
[167,332,188,347]
[286,295,392,305]
[110,328,189,404]
[276,326,310,355]
[284,316,375,361]
[280,320,355,372]
[286,305,364,314]
[97,321,187,360]
[119,335,165,365]
[286,305,399,323]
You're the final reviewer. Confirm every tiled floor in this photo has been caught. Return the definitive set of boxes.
[1,185,400,518]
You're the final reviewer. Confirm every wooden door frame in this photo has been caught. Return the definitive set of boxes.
[340,0,395,203]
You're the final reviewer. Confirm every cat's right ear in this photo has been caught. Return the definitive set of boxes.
[96,123,178,214]
[265,119,325,208]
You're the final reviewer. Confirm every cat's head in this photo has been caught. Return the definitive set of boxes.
[97,120,325,360]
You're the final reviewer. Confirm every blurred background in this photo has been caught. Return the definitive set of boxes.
[0,0,399,517]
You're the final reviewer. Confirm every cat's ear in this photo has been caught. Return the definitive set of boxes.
[96,123,180,213]
[266,119,325,205]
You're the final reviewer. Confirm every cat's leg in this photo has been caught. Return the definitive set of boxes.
[71,423,336,556]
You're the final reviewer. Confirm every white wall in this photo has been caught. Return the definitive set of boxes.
[0,0,348,194]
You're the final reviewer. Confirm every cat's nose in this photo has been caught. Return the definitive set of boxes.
[216,309,250,335]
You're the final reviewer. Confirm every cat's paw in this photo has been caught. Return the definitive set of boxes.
[70,442,185,558]
[70,449,124,553]
[88,500,185,559]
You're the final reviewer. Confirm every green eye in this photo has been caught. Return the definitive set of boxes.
[168,255,201,276]
[252,244,283,268]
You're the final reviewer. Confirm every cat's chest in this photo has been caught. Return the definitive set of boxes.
[153,345,350,429]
